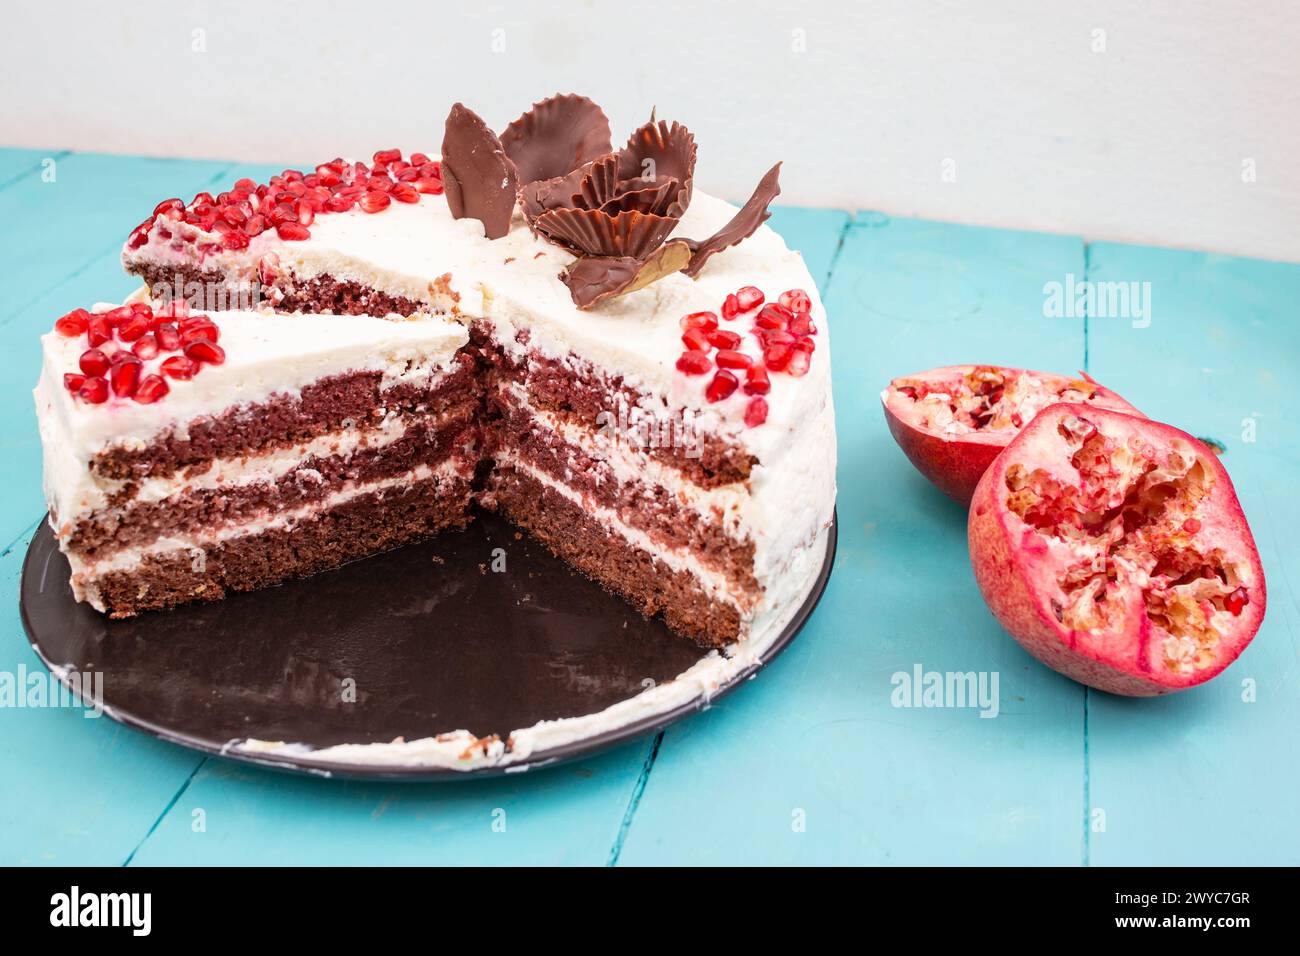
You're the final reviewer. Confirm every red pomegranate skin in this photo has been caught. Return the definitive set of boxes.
[968,404,1266,696]
[882,365,1142,505]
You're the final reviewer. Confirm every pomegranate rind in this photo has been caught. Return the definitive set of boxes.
[968,404,1266,696]
[881,365,1142,504]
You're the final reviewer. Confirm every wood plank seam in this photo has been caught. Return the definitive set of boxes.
[606,732,664,866]
[121,756,208,867]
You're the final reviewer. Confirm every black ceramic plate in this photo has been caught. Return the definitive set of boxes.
[21,509,836,780]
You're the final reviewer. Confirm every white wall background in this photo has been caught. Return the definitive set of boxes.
[3,0,1297,262]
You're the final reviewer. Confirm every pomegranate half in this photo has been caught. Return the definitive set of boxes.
[882,365,1141,504]
[968,404,1265,696]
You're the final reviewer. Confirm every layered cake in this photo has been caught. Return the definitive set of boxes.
[36,94,837,651]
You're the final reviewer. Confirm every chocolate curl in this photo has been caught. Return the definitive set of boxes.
[500,94,613,186]
[441,103,519,240]
[678,163,782,277]
[562,241,693,309]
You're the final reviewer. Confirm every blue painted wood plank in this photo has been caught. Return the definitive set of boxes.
[617,215,1091,865]
[767,206,850,292]
[1084,243,1300,865]
[0,149,61,189]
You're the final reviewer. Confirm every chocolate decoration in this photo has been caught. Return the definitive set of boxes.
[679,163,782,277]
[534,207,680,260]
[441,103,519,240]
[561,241,694,309]
[616,119,697,217]
[500,94,613,186]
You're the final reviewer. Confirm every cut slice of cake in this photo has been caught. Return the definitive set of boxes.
[39,94,837,650]
[36,296,477,616]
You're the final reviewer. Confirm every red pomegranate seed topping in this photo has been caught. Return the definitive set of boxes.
[221,229,250,251]
[102,305,133,327]
[390,182,419,204]
[744,364,771,395]
[786,349,811,377]
[117,314,152,342]
[681,328,711,351]
[79,348,110,377]
[130,302,153,316]
[373,148,402,165]
[110,358,142,398]
[296,199,315,226]
[221,204,248,226]
[744,396,769,427]
[127,223,151,250]
[707,329,741,349]
[755,304,793,329]
[715,349,752,370]
[325,195,356,213]
[63,372,85,393]
[680,311,719,332]
[367,176,394,193]
[87,316,111,347]
[315,164,343,187]
[185,340,226,365]
[360,191,391,213]
[160,355,199,380]
[155,324,181,351]
[1224,586,1249,616]
[676,350,713,375]
[133,374,170,404]
[180,316,219,343]
[132,334,160,360]
[54,308,90,337]
[243,214,268,237]
[396,166,421,182]
[792,336,816,353]
[234,177,257,193]
[269,204,295,226]
[414,177,445,195]
[720,293,741,320]
[276,222,311,241]
[757,328,796,348]
[788,315,814,337]
[153,198,184,216]
[1182,518,1202,534]
[411,152,431,166]
[705,369,739,403]
[735,286,765,312]
[764,344,793,371]
[78,376,108,404]
[778,288,812,316]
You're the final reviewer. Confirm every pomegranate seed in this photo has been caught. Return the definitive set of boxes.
[675,350,713,375]
[756,304,793,329]
[79,348,110,377]
[715,349,752,370]
[682,328,711,351]
[127,223,151,249]
[130,302,153,316]
[1224,586,1249,616]
[110,358,142,398]
[373,148,402,165]
[397,166,421,182]
[744,397,769,427]
[234,177,257,193]
[390,182,419,204]
[269,204,296,226]
[296,199,315,226]
[117,314,152,341]
[735,286,764,311]
[54,308,90,336]
[705,370,739,403]
[787,349,811,377]
[282,169,305,183]
[367,176,394,193]
[276,222,311,241]
[132,334,160,360]
[221,204,248,226]
[258,254,279,286]
[788,315,814,336]
[792,336,816,353]
[221,229,250,250]
[243,214,268,237]
[744,364,771,395]
[680,311,718,332]
[160,355,200,380]
[325,195,356,213]
[78,376,108,404]
[133,374,170,404]
[411,152,431,166]
[414,177,445,195]
[764,344,793,371]
[156,324,181,351]
[1182,518,1202,534]
[707,329,742,350]
[153,198,184,216]
[757,328,796,348]
[87,316,111,347]
[779,288,812,316]
[63,372,85,393]
[360,191,391,213]
[102,305,133,327]
[720,294,741,320]
[315,165,342,187]
[180,316,219,342]
[185,340,226,365]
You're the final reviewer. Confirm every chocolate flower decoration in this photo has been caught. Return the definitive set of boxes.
[441,94,782,308]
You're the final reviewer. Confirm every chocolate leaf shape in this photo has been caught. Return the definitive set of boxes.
[616,119,696,217]
[678,162,781,277]
[534,207,680,260]
[562,241,693,309]
[441,103,519,240]
[501,94,613,186]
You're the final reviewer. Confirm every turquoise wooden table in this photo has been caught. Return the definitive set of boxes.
[2,149,1297,866]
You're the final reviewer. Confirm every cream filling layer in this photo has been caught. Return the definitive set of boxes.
[72,459,464,585]
[499,454,751,615]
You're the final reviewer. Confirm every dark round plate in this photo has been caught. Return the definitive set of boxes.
[21,509,836,780]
